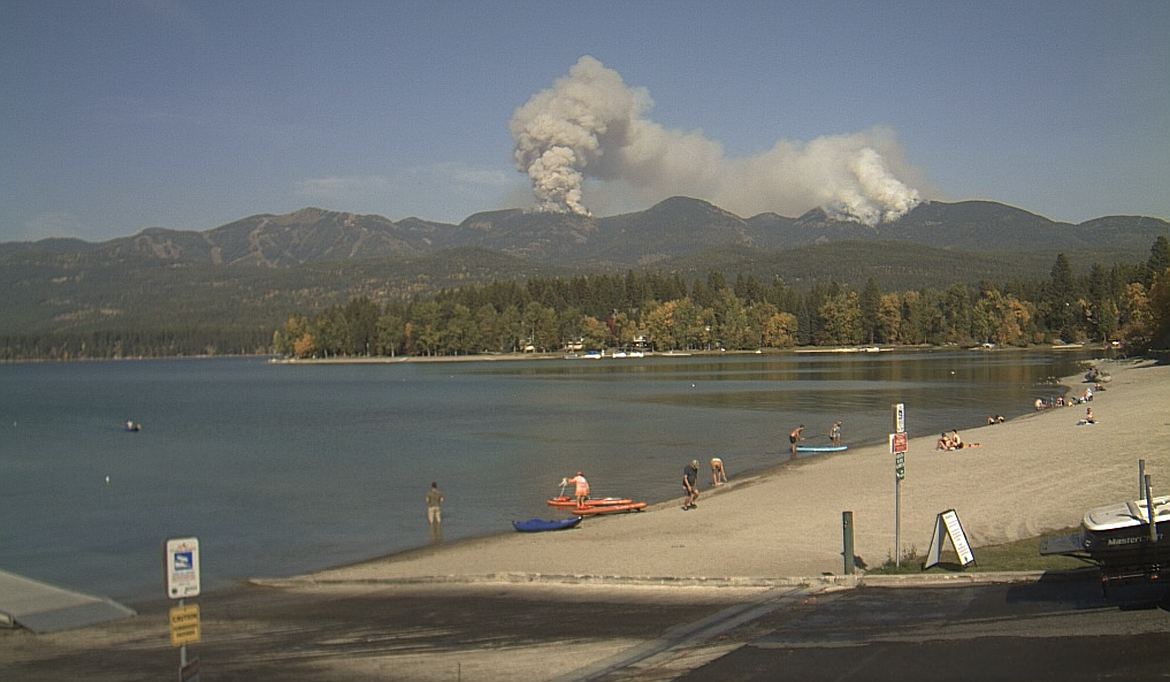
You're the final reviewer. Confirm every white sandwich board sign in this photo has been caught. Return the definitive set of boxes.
[924,510,976,569]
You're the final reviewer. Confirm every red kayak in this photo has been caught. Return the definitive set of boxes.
[547,496,634,508]
[571,502,647,515]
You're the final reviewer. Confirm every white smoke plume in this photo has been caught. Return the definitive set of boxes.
[509,56,923,225]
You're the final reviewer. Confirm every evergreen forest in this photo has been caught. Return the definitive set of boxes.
[273,239,1170,360]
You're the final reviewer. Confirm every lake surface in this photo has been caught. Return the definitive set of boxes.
[0,350,1096,602]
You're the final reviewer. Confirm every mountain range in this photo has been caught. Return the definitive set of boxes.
[4,197,1167,270]
[2,197,1167,343]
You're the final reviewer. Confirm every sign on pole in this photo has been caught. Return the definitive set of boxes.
[165,537,201,599]
[169,603,201,647]
[891,403,907,566]
[888,433,906,480]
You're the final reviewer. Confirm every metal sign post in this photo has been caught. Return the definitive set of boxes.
[165,537,201,682]
[892,404,906,567]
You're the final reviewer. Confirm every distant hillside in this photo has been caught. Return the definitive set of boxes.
[4,198,1166,270]
[1,197,1166,347]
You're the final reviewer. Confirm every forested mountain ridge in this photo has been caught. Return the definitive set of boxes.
[2,198,1167,359]
[3,198,1167,269]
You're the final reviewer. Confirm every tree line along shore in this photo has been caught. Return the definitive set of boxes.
[4,240,1168,361]
[274,247,1169,360]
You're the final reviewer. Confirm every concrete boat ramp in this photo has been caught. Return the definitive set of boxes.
[0,569,135,633]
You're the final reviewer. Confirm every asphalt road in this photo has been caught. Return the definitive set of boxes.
[651,575,1170,682]
[3,572,1168,681]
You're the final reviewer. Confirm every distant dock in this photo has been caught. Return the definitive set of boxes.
[0,569,135,633]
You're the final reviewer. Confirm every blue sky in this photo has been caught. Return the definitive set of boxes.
[2,0,1167,242]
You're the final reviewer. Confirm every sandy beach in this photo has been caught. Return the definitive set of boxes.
[4,357,1168,681]
[286,358,1169,586]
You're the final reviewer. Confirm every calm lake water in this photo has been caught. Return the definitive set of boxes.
[0,350,1096,602]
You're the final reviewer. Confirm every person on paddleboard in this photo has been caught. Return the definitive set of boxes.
[567,471,590,507]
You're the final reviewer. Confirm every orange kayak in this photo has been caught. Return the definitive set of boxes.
[571,502,647,515]
[547,496,633,508]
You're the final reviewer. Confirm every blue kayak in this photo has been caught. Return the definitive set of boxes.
[512,517,582,533]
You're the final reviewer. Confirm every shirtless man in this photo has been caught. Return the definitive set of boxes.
[789,425,805,457]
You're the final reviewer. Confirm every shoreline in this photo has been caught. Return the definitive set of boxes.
[264,357,1164,589]
[269,343,1111,365]
[252,380,1086,588]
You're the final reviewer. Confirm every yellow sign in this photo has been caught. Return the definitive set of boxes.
[169,603,200,647]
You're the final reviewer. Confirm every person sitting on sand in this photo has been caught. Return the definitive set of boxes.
[1085,407,1096,424]
[949,429,980,449]
[936,432,952,450]
[711,457,727,486]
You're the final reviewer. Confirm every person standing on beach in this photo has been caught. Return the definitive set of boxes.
[830,422,842,447]
[567,471,590,508]
[682,459,700,510]
[426,482,444,529]
[711,457,727,486]
[789,424,805,457]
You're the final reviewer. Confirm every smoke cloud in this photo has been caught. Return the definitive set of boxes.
[509,56,923,225]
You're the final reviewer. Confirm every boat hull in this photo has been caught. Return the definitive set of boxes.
[512,517,582,533]
[1081,496,1170,575]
